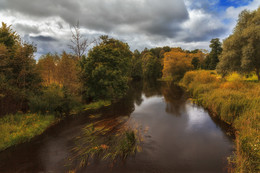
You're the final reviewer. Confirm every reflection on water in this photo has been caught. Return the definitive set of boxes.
[0,81,234,173]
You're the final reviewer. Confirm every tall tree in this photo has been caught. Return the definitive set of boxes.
[141,52,162,79]
[217,8,260,80]
[37,53,58,85]
[80,36,132,101]
[0,22,41,110]
[131,49,143,80]
[57,52,79,93]
[208,38,222,70]
[68,22,93,60]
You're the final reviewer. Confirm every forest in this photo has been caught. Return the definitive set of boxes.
[0,7,259,173]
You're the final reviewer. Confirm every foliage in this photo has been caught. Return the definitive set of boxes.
[181,70,260,172]
[37,52,80,93]
[0,113,55,151]
[37,53,59,85]
[0,22,41,113]
[131,49,143,80]
[217,8,260,80]
[204,38,222,70]
[141,52,162,79]
[29,84,80,116]
[57,52,80,93]
[80,36,132,101]
[191,57,200,69]
[162,48,206,81]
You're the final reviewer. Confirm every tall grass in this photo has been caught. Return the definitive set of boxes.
[0,113,56,151]
[181,70,260,172]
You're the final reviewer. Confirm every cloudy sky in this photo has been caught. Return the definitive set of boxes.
[0,0,259,59]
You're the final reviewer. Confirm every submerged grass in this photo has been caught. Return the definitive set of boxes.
[0,113,56,151]
[180,70,260,172]
[69,118,142,170]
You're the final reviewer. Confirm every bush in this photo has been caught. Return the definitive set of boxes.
[29,84,80,116]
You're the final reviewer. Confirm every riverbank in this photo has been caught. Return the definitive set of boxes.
[180,70,260,172]
[0,100,111,152]
[0,113,56,151]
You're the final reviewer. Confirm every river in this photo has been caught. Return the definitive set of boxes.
[0,81,234,173]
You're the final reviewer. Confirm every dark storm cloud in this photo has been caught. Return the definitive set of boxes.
[0,0,189,37]
[30,35,57,42]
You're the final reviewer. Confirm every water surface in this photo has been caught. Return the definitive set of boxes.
[0,81,234,173]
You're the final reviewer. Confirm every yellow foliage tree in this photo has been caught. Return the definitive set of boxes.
[162,48,206,80]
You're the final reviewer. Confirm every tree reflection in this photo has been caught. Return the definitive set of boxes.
[161,82,187,116]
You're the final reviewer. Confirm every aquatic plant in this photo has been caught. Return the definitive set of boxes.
[69,118,142,169]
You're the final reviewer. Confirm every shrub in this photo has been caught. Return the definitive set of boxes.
[29,84,81,116]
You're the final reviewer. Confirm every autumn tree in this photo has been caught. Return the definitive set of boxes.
[163,48,206,80]
[37,53,58,85]
[57,52,79,93]
[217,8,260,80]
[80,36,132,101]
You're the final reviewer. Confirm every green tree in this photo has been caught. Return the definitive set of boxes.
[191,57,200,69]
[80,36,132,101]
[217,8,260,80]
[142,52,162,79]
[0,23,41,111]
[131,49,143,80]
[208,38,222,70]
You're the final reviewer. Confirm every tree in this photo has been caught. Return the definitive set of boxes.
[0,22,41,110]
[191,57,200,69]
[37,53,58,85]
[57,52,79,93]
[80,36,132,101]
[141,52,162,79]
[131,49,143,80]
[68,22,93,60]
[217,8,260,80]
[162,48,206,80]
[207,38,222,70]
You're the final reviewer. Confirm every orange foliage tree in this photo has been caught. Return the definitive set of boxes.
[162,48,206,80]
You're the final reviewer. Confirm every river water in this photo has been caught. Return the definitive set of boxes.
[0,81,234,173]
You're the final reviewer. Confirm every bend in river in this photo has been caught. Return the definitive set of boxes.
[0,81,234,173]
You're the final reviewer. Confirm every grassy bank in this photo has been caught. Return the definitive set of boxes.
[0,100,112,152]
[83,100,111,111]
[0,113,56,151]
[180,70,260,172]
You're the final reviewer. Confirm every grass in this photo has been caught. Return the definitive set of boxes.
[0,113,56,151]
[83,100,111,111]
[180,70,260,172]
[69,118,141,170]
